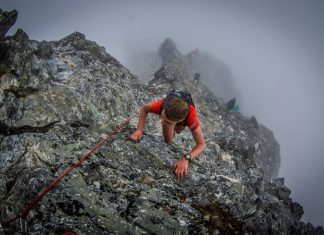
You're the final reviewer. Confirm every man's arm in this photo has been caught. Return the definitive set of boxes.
[130,104,151,142]
[136,104,151,131]
[174,126,206,179]
[188,126,206,159]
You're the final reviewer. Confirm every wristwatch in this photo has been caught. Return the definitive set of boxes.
[184,154,192,162]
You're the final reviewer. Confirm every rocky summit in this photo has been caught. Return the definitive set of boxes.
[0,9,323,235]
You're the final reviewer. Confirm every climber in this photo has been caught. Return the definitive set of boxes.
[193,73,200,83]
[130,90,206,180]
[226,97,239,112]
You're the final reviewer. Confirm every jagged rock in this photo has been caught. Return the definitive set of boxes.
[0,9,17,41]
[127,38,241,102]
[0,11,323,235]
[159,38,181,64]
[7,28,29,44]
[0,89,4,105]
[35,41,54,59]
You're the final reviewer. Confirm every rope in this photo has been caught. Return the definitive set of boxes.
[0,112,137,227]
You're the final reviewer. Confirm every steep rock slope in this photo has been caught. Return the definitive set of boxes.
[0,9,323,234]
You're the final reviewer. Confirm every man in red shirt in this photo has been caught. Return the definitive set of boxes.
[130,91,206,180]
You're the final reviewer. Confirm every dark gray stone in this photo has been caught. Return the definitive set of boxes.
[0,9,17,41]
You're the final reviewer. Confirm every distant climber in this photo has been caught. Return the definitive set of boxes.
[188,48,200,57]
[193,48,199,54]
[193,73,200,83]
[130,90,206,180]
[226,97,239,112]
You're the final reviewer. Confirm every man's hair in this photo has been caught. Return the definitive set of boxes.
[165,97,189,122]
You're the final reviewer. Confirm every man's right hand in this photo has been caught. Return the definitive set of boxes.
[130,129,143,143]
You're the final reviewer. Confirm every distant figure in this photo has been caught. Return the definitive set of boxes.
[188,48,200,57]
[193,73,200,83]
[226,97,239,112]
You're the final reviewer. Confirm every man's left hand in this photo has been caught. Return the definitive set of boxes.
[174,157,189,180]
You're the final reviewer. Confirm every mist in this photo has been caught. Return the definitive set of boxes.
[1,0,324,226]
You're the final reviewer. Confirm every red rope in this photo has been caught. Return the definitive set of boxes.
[0,112,137,227]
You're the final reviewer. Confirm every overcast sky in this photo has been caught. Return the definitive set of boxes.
[1,0,324,226]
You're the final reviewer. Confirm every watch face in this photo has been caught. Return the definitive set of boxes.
[185,155,191,161]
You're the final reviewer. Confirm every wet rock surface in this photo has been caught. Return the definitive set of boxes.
[0,9,323,234]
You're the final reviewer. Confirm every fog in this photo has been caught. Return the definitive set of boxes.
[1,0,324,226]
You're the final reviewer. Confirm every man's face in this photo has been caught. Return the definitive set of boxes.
[160,110,182,126]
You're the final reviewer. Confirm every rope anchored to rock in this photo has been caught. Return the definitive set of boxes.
[0,112,137,228]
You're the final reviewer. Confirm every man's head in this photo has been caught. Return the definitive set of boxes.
[163,97,189,123]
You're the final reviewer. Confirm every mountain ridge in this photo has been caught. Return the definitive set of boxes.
[0,9,323,234]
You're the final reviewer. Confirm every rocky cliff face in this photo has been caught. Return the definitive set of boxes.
[0,9,323,234]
